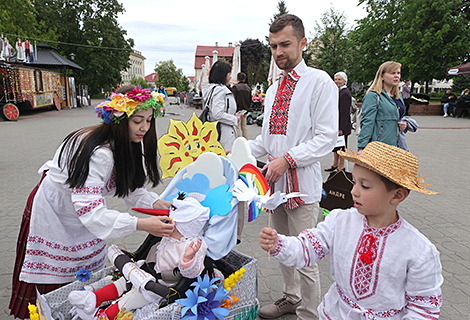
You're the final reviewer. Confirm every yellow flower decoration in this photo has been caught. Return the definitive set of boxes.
[158,113,226,179]
[28,303,39,320]
[223,267,245,292]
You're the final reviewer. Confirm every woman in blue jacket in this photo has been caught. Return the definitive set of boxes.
[358,61,407,150]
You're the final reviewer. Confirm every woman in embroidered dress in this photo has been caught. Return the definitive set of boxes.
[10,85,174,319]
[202,61,242,150]
[259,142,443,319]
[357,61,407,151]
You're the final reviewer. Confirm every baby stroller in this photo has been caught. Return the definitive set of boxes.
[42,155,259,320]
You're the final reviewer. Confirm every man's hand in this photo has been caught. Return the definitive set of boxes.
[259,227,278,252]
[262,157,290,185]
[137,216,175,237]
[183,240,202,263]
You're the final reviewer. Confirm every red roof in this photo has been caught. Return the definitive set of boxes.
[194,45,235,69]
[145,72,158,82]
[188,76,195,83]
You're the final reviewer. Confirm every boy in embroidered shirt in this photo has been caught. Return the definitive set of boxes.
[259,141,443,319]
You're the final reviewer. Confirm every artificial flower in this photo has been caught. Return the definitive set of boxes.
[177,286,230,320]
[176,287,208,317]
[127,86,151,102]
[191,274,219,296]
[76,267,92,282]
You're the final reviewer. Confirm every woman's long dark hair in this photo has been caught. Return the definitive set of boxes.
[58,117,160,198]
[209,61,231,85]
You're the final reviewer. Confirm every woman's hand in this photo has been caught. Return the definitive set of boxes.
[183,240,202,262]
[137,216,175,237]
[259,227,278,252]
[153,199,172,209]
[398,121,407,132]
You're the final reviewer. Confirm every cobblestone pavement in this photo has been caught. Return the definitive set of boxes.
[0,101,469,319]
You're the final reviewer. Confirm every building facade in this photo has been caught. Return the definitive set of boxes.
[121,50,146,85]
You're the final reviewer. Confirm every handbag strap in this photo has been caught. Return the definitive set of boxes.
[205,86,216,108]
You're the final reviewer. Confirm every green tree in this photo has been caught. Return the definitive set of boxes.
[393,0,470,88]
[154,60,184,88]
[310,7,351,78]
[178,76,190,92]
[131,76,148,88]
[270,0,289,24]
[348,0,405,83]
[451,74,470,93]
[34,0,134,95]
[240,38,268,86]
[0,0,57,42]
[350,0,470,89]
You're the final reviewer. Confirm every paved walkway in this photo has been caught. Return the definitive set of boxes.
[0,102,468,319]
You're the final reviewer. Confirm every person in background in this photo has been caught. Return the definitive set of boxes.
[440,88,457,117]
[357,61,406,151]
[402,79,411,116]
[455,88,470,118]
[325,71,352,173]
[232,72,251,139]
[252,89,264,108]
[249,14,338,320]
[9,85,173,319]
[202,61,242,150]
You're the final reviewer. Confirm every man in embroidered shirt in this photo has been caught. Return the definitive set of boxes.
[248,14,338,320]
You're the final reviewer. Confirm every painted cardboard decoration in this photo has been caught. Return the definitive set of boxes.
[157,113,226,179]
[226,137,256,170]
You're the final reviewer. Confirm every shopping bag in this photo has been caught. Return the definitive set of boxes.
[320,170,354,211]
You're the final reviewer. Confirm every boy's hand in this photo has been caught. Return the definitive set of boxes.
[259,227,278,252]
[183,240,201,262]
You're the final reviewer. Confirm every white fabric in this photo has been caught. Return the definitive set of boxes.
[272,208,443,319]
[159,156,239,260]
[170,197,210,238]
[155,236,207,285]
[202,83,238,150]
[249,60,338,203]
[20,143,160,284]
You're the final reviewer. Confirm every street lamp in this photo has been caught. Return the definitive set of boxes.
[69,53,75,61]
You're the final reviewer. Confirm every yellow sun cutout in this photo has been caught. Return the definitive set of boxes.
[158,113,226,178]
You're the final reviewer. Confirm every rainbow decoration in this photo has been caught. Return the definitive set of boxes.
[238,164,270,222]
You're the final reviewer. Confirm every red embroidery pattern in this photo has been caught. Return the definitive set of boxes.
[27,235,103,252]
[271,235,283,256]
[75,198,104,217]
[337,285,402,319]
[406,293,442,319]
[25,244,106,263]
[351,217,402,300]
[299,229,326,263]
[269,70,300,135]
[21,259,105,277]
[106,169,116,192]
[72,185,104,195]
[284,153,297,169]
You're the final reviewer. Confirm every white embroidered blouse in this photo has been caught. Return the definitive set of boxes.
[20,144,160,284]
[271,208,443,319]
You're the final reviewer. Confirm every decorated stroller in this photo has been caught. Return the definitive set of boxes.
[38,115,262,320]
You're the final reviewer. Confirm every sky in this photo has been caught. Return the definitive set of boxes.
[117,0,368,77]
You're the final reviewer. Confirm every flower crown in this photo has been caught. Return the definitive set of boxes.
[95,86,166,124]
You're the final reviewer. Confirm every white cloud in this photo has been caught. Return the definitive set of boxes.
[118,0,367,77]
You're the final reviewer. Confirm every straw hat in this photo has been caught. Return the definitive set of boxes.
[337,141,437,195]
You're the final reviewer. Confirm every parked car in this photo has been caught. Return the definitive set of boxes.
[246,110,262,125]
[255,113,264,126]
